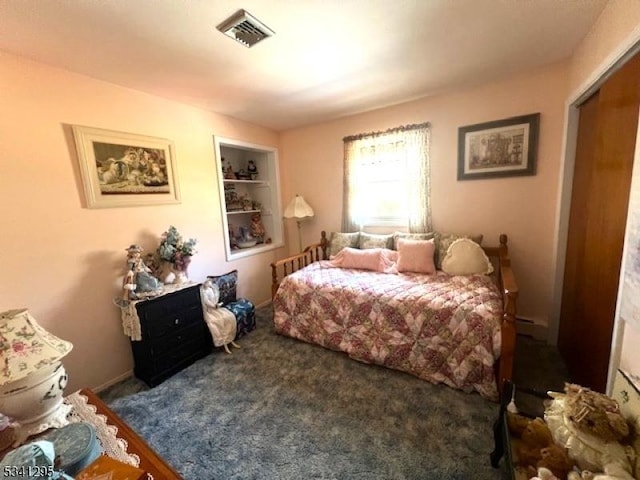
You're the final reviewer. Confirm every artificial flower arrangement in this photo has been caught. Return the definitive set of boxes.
[156,225,197,272]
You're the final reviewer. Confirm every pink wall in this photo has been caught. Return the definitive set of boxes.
[568,0,640,97]
[280,62,569,326]
[0,52,284,392]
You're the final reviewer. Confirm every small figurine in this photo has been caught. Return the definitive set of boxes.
[247,160,258,180]
[250,212,266,243]
[223,158,237,180]
[123,244,162,300]
[241,195,253,211]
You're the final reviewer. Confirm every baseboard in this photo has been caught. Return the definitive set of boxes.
[256,299,272,309]
[93,370,134,393]
[516,316,548,341]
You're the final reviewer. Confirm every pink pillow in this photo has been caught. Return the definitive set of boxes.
[329,247,396,273]
[396,238,436,274]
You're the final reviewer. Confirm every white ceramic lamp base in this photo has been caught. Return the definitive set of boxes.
[0,362,70,446]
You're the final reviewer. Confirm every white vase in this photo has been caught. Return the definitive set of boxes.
[173,268,188,285]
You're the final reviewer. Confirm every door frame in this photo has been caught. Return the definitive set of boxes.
[551,30,640,394]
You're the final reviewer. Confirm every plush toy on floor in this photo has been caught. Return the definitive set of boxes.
[200,279,240,354]
[507,413,575,479]
[544,383,635,480]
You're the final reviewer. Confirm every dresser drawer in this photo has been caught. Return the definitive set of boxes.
[147,323,208,357]
[136,286,200,323]
[153,335,210,373]
[141,304,203,339]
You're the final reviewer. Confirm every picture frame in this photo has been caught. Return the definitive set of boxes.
[457,113,540,180]
[72,125,180,208]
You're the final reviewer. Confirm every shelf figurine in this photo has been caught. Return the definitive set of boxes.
[250,212,266,243]
[223,157,237,180]
[247,160,258,180]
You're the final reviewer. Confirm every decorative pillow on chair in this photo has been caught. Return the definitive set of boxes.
[434,232,483,270]
[329,247,397,273]
[328,232,360,257]
[392,231,435,250]
[441,238,494,275]
[206,270,238,305]
[396,238,436,274]
[358,232,394,250]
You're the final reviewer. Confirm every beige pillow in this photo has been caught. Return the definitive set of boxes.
[434,232,484,270]
[396,238,436,274]
[441,238,493,275]
[328,232,360,257]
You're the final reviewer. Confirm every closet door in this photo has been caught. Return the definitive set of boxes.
[558,52,640,392]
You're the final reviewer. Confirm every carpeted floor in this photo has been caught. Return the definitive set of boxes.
[101,307,568,480]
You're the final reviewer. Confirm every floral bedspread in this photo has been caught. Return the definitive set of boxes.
[273,261,503,399]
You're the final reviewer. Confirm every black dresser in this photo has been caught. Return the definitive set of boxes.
[130,284,212,386]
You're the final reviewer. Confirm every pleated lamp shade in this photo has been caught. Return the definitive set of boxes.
[284,195,314,252]
[284,195,314,219]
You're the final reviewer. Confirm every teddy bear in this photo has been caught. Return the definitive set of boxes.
[544,383,636,479]
[507,413,575,479]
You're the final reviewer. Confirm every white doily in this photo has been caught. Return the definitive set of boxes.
[65,391,154,480]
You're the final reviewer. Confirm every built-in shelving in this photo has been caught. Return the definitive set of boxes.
[213,136,283,261]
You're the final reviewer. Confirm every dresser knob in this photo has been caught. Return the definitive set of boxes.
[174,318,180,325]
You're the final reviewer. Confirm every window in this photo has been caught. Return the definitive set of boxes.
[343,123,431,232]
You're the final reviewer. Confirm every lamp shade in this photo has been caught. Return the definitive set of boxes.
[0,309,73,386]
[284,195,314,219]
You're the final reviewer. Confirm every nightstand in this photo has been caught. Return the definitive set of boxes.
[130,284,212,386]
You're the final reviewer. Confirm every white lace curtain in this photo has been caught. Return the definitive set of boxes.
[342,123,431,232]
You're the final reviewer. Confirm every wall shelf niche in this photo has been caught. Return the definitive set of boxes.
[213,136,283,261]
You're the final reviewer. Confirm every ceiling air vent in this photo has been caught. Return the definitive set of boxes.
[217,9,275,48]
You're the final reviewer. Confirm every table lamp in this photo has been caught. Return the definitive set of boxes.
[284,194,315,252]
[0,308,73,446]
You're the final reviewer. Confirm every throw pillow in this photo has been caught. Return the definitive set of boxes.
[392,231,435,250]
[206,270,238,305]
[358,232,394,250]
[328,232,360,257]
[434,232,484,270]
[329,247,396,273]
[441,238,494,275]
[396,238,436,274]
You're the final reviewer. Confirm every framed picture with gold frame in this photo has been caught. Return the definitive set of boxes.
[72,125,180,208]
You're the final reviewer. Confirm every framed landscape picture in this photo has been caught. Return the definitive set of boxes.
[457,113,540,180]
[72,125,180,208]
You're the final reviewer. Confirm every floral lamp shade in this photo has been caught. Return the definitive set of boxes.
[0,309,73,386]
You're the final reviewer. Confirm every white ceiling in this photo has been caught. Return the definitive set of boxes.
[0,0,608,131]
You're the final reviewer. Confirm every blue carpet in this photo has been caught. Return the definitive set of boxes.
[106,307,504,479]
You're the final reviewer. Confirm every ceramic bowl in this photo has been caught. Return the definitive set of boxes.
[237,239,258,248]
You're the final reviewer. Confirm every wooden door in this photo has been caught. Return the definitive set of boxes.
[558,52,640,392]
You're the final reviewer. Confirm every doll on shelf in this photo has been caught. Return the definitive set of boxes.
[250,212,266,243]
[222,158,237,180]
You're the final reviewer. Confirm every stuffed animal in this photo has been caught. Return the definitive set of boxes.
[544,383,635,479]
[507,413,575,478]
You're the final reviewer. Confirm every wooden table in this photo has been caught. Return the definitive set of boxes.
[1,389,182,480]
[79,388,183,480]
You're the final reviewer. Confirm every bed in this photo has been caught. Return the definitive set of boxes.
[270,232,518,400]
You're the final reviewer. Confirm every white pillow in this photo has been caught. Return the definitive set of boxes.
[441,238,494,275]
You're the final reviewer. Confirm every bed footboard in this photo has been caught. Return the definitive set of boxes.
[271,231,328,299]
[483,234,519,391]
